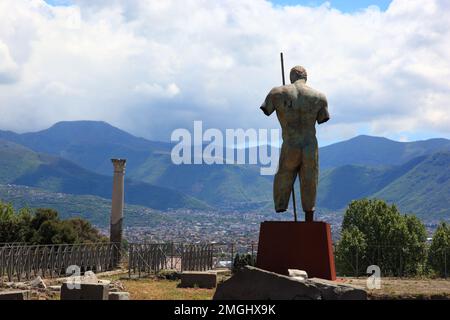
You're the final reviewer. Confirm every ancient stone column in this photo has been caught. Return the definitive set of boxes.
[110,159,126,249]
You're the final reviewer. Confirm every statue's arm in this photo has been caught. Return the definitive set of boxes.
[260,102,272,116]
[260,88,279,116]
[316,94,330,124]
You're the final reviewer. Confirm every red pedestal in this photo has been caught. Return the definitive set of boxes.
[256,221,336,281]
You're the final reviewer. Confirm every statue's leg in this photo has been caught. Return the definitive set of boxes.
[299,144,318,220]
[274,143,301,213]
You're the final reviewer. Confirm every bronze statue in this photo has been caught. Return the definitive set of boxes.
[260,65,329,222]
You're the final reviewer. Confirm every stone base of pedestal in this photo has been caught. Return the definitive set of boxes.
[256,221,336,280]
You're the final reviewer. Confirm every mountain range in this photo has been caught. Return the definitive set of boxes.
[0,138,207,211]
[1,121,449,225]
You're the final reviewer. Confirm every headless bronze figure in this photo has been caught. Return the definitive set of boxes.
[260,66,330,222]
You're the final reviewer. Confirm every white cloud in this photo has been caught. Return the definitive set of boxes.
[0,41,19,84]
[0,0,449,145]
[43,81,83,96]
[134,82,180,98]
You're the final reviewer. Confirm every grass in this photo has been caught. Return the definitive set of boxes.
[118,277,215,300]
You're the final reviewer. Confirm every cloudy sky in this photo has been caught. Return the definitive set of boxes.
[0,0,449,146]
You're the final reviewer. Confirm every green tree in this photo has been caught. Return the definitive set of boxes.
[31,208,59,230]
[232,253,256,273]
[403,215,428,275]
[15,207,35,243]
[336,199,427,276]
[35,220,77,244]
[428,222,450,277]
[0,201,106,245]
[335,226,367,275]
[65,218,107,243]
[0,202,21,243]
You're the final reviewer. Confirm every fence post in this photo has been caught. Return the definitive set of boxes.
[251,242,254,263]
[210,244,214,270]
[231,243,234,270]
[445,250,447,279]
[171,243,174,270]
[128,244,132,278]
[355,250,359,278]
[181,245,184,272]
[0,247,3,286]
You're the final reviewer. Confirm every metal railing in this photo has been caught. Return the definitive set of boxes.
[128,243,172,277]
[128,243,215,277]
[127,242,259,277]
[0,242,119,282]
[181,243,214,272]
[2,241,448,281]
[334,244,449,278]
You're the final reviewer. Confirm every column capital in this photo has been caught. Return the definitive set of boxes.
[111,158,126,172]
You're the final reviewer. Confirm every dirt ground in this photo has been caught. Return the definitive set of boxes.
[110,274,450,300]
[3,272,449,300]
[340,277,450,299]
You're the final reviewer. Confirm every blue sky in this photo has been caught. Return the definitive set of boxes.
[45,0,393,13]
[272,0,392,12]
[44,0,72,6]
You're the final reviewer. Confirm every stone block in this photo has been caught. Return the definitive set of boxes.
[0,290,30,300]
[309,278,367,300]
[109,292,130,300]
[30,276,46,289]
[180,271,217,289]
[213,266,367,300]
[48,285,61,292]
[60,281,109,300]
[288,269,308,281]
